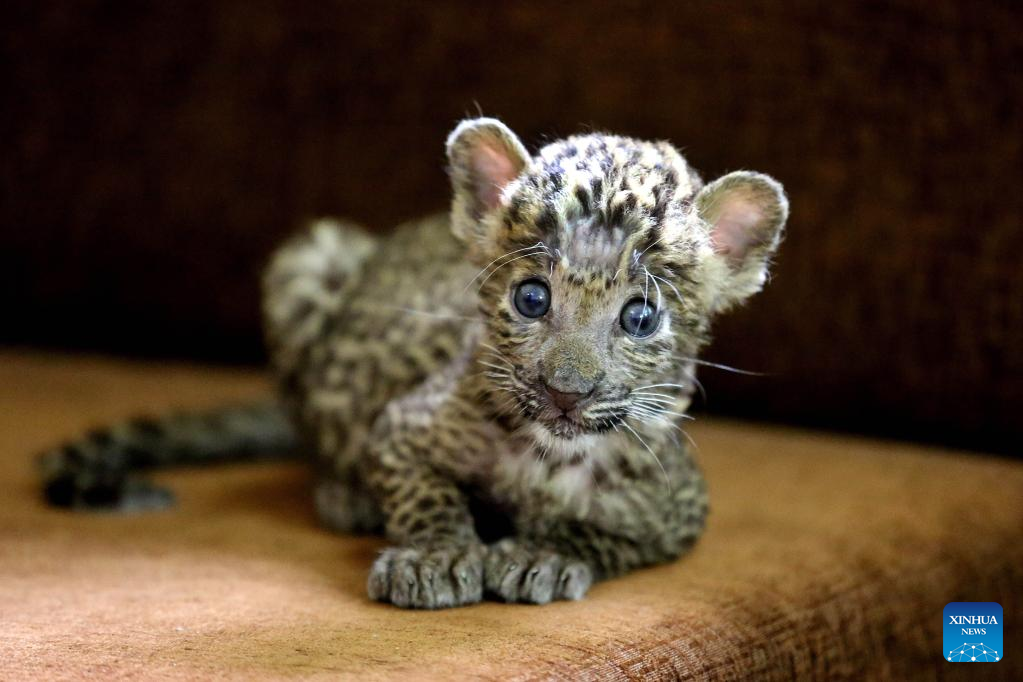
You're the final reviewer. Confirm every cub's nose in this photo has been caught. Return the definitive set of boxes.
[543,383,593,412]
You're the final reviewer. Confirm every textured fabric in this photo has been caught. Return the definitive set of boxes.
[3,2,1022,453]
[1,352,1020,680]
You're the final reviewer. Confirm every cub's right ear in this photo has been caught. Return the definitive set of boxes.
[446,118,531,246]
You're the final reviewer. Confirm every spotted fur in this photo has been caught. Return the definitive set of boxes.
[39,118,787,609]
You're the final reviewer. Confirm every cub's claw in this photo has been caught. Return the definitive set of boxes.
[484,539,593,604]
[367,543,484,609]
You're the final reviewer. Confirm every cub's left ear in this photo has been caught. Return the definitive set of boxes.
[695,171,789,311]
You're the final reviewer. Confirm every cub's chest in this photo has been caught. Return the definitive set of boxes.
[481,436,607,520]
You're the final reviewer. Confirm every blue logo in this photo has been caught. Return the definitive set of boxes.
[944,602,1002,662]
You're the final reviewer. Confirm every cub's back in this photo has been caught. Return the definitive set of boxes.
[287,214,481,468]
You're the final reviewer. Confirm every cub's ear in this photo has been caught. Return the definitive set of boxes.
[446,118,531,245]
[695,170,789,311]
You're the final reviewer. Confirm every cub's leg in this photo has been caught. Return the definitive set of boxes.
[362,361,490,609]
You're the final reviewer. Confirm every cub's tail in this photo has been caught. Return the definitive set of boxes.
[38,400,298,511]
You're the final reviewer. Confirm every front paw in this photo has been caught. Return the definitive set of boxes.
[367,543,484,609]
[484,539,593,604]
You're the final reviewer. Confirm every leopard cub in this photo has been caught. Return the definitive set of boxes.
[40,118,788,609]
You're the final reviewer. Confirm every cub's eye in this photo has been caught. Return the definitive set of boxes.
[513,279,551,318]
[620,298,660,338]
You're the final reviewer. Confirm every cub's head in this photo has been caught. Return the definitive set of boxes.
[447,118,787,444]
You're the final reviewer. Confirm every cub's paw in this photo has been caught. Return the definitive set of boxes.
[484,539,593,604]
[367,543,484,609]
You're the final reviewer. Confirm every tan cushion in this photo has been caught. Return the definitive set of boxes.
[2,352,1020,679]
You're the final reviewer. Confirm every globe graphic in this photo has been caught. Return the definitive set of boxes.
[947,643,999,662]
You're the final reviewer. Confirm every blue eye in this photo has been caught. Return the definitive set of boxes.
[513,279,550,318]
[620,298,659,337]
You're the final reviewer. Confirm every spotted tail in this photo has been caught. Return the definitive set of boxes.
[38,401,298,511]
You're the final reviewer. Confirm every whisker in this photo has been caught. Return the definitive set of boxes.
[632,404,694,420]
[649,273,684,307]
[677,426,699,452]
[630,393,678,404]
[675,357,766,376]
[476,250,549,291]
[634,234,666,262]
[479,342,514,361]
[630,399,691,418]
[621,421,671,492]
[631,410,683,432]
[680,367,708,404]
[629,409,666,423]
[642,268,650,311]
[537,440,552,464]
[630,391,678,400]
[477,360,512,373]
[633,382,692,392]
[478,357,511,374]
[631,402,677,414]
[479,352,514,370]
[462,242,549,291]
[644,266,662,311]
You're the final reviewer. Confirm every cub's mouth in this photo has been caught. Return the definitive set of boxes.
[533,397,624,439]
[529,384,592,439]
[545,413,588,439]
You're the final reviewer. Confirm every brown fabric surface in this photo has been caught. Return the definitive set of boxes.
[3,2,1023,453]
[1,351,1020,680]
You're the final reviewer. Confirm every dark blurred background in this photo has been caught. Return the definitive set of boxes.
[3,1,1021,454]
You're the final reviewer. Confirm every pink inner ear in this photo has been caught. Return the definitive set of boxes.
[710,198,764,259]
[472,143,521,211]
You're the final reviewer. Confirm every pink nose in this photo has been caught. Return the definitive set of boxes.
[544,384,591,412]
